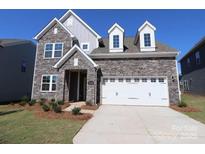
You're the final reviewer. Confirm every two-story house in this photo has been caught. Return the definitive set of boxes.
[180,37,205,95]
[32,10,180,106]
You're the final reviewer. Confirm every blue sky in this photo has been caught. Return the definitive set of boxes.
[0,9,205,63]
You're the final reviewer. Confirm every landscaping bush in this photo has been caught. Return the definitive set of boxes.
[56,100,64,105]
[28,99,36,106]
[178,101,187,108]
[19,101,27,106]
[85,100,93,106]
[39,98,46,106]
[72,107,81,115]
[51,98,55,102]
[42,104,50,112]
[51,102,62,113]
[21,96,30,102]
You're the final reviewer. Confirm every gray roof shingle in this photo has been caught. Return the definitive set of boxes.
[91,37,177,54]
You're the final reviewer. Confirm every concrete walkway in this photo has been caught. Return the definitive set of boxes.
[63,102,95,114]
[73,105,205,144]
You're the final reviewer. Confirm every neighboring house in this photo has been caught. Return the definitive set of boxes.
[0,39,36,103]
[180,37,205,95]
[32,10,180,106]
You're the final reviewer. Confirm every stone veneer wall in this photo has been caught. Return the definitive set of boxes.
[32,22,72,100]
[93,57,180,104]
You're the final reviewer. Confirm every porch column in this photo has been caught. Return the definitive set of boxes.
[55,69,65,101]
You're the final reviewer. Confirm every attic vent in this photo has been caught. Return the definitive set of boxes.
[54,28,58,34]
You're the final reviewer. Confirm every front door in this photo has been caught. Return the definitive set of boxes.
[69,72,78,101]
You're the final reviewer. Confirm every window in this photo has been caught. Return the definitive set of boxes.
[41,75,58,92]
[159,78,164,83]
[195,51,200,65]
[113,35,119,48]
[118,78,123,82]
[110,78,115,82]
[44,43,63,58]
[44,43,53,58]
[142,78,147,82]
[187,57,191,66]
[21,60,27,72]
[81,43,89,52]
[144,33,151,47]
[134,78,139,82]
[151,78,156,82]
[54,43,63,58]
[126,78,131,82]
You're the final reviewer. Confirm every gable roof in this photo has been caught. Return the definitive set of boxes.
[138,20,156,32]
[179,36,205,62]
[59,10,101,39]
[53,45,98,69]
[108,23,124,33]
[34,18,74,40]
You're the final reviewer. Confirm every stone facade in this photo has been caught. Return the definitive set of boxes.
[32,22,72,100]
[94,57,180,104]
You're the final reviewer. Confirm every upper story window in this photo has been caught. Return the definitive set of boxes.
[113,35,119,48]
[81,43,89,52]
[187,57,191,66]
[44,43,63,59]
[195,51,200,65]
[144,33,151,47]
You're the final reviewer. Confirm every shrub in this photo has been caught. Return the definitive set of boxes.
[42,104,50,112]
[56,100,64,105]
[39,98,46,106]
[28,99,36,106]
[51,98,55,102]
[50,102,62,113]
[85,100,93,106]
[178,101,187,108]
[72,107,81,115]
[19,101,27,106]
[21,96,30,102]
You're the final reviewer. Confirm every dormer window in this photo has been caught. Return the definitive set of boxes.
[113,35,119,48]
[108,23,124,52]
[81,43,89,52]
[138,21,156,52]
[144,33,151,47]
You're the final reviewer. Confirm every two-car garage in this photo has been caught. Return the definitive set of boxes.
[101,77,169,106]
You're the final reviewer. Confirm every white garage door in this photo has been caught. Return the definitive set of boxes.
[102,77,169,106]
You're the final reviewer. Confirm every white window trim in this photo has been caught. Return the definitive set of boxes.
[44,43,64,59]
[81,42,90,52]
[40,74,58,92]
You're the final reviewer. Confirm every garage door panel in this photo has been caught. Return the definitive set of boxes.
[102,77,169,106]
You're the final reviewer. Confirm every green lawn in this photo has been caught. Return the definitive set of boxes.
[0,105,85,144]
[181,94,205,124]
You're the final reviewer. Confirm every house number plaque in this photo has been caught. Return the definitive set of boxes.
[88,81,94,85]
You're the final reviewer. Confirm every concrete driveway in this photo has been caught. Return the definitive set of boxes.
[73,105,205,144]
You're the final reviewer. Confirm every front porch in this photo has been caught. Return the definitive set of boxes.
[64,70,87,102]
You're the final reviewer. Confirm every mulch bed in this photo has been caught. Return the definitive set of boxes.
[81,105,99,110]
[170,105,201,112]
[9,102,92,121]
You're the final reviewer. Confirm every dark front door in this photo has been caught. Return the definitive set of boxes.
[69,72,78,101]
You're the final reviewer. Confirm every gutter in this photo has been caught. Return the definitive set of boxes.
[89,52,178,59]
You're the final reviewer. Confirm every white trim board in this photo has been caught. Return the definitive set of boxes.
[59,10,101,39]
[53,44,98,68]
[108,23,124,33]
[138,20,156,32]
[34,18,74,40]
